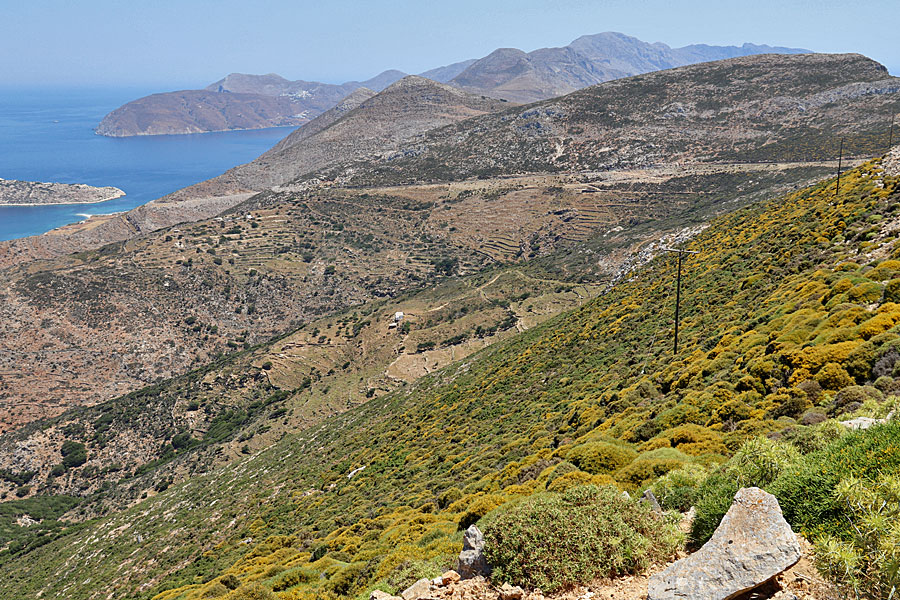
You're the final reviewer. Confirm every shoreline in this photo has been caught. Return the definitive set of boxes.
[0,197,123,207]
[96,123,302,138]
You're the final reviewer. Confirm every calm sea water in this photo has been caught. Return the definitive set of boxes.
[0,87,296,241]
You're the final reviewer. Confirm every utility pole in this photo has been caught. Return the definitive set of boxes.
[836,138,844,198]
[890,114,895,151]
[664,247,698,354]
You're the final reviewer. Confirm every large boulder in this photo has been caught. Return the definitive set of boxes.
[648,487,801,600]
[457,524,491,579]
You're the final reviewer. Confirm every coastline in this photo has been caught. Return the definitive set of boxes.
[0,197,123,207]
[95,123,302,138]
[0,185,125,207]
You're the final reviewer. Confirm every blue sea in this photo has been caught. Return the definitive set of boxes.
[0,87,296,241]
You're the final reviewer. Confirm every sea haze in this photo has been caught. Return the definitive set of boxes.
[0,87,295,241]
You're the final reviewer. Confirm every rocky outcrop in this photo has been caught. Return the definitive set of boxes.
[0,179,124,206]
[648,487,801,600]
[884,147,900,177]
[458,525,491,579]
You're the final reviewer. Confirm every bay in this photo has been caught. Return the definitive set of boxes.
[0,87,294,241]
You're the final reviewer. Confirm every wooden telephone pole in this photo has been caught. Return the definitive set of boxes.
[890,114,895,151]
[836,137,844,198]
[664,247,699,354]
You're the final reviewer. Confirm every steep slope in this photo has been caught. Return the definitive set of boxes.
[1,151,897,600]
[0,160,828,432]
[449,31,807,102]
[94,90,311,137]
[318,53,900,187]
[96,70,407,137]
[167,76,510,198]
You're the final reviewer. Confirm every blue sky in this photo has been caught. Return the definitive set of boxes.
[2,0,898,89]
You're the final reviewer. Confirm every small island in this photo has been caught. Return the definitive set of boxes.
[0,178,125,206]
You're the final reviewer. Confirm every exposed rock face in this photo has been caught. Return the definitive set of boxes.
[458,525,491,579]
[0,179,124,205]
[648,487,801,600]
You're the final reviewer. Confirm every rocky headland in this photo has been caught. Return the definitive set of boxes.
[0,178,124,206]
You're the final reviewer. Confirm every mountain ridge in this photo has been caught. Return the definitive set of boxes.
[96,32,809,137]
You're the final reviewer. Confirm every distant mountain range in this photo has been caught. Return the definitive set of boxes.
[95,32,808,136]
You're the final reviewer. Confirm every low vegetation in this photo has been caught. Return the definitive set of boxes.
[0,158,898,600]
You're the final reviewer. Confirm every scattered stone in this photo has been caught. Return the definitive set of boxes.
[884,147,900,177]
[641,489,663,513]
[370,591,402,600]
[458,525,491,579]
[648,487,801,600]
[840,410,894,430]
[499,583,525,600]
[441,570,461,585]
[401,578,432,600]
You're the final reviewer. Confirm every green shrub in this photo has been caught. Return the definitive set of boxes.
[829,385,882,416]
[847,282,883,304]
[60,440,87,469]
[202,583,229,598]
[615,458,684,488]
[566,442,637,475]
[813,474,900,600]
[483,485,681,592]
[816,362,854,391]
[271,566,316,591]
[325,562,364,596]
[690,473,741,545]
[458,494,505,530]
[437,487,462,509]
[223,583,276,600]
[770,422,900,539]
[723,437,801,488]
[650,464,709,511]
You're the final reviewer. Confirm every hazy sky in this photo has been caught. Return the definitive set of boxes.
[3,0,898,89]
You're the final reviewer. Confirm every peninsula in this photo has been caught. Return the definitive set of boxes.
[0,178,125,206]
